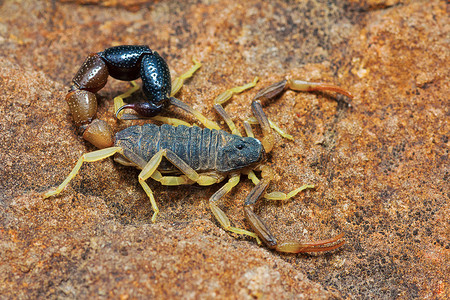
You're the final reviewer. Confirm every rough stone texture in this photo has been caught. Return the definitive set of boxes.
[0,0,448,299]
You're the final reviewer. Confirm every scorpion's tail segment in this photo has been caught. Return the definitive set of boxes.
[82,119,115,149]
[140,51,172,107]
[98,45,153,81]
[243,176,345,253]
[42,147,123,199]
[287,79,354,99]
[66,90,98,127]
[170,97,221,130]
[71,53,109,93]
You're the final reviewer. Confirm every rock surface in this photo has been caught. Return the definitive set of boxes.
[0,0,448,298]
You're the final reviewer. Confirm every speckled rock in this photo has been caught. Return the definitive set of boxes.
[0,0,448,299]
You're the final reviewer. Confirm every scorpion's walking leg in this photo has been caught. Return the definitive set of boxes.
[208,174,261,244]
[138,149,225,222]
[213,77,259,136]
[43,147,123,199]
[170,58,202,96]
[243,176,345,253]
[168,58,220,130]
[246,166,315,201]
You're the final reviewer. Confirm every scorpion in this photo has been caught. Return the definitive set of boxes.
[44,45,353,253]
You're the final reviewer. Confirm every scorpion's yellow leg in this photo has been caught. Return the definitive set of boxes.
[139,148,224,222]
[214,77,259,105]
[43,147,123,199]
[170,58,202,96]
[168,58,221,129]
[245,166,314,201]
[212,77,259,135]
[150,170,194,186]
[169,98,220,130]
[208,174,261,244]
[246,117,294,140]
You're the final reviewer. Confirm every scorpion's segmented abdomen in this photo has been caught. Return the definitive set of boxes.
[115,124,225,172]
[98,45,153,81]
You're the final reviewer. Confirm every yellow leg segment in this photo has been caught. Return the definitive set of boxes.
[151,171,193,186]
[208,174,261,244]
[139,149,223,222]
[264,184,315,200]
[214,77,259,105]
[246,117,294,140]
[149,116,192,127]
[246,168,314,200]
[171,58,202,96]
[43,147,123,199]
[213,77,259,135]
[169,97,220,130]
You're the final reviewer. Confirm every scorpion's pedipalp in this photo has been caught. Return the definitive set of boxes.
[213,104,241,136]
[274,233,345,253]
[287,79,354,99]
[251,100,274,153]
[242,168,345,253]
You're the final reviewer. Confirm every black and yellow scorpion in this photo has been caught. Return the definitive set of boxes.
[44,45,353,253]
